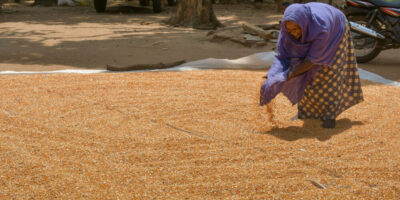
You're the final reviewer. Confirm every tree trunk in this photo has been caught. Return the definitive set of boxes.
[168,0,222,30]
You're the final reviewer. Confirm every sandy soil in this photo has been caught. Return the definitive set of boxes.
[1,2,400,199]
[0,2,281,71]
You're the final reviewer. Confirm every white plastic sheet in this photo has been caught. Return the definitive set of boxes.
[1,52,399,87]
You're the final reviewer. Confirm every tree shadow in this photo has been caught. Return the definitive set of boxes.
[0,4,171,25]
[0,4,276,71]
[105,5,154,14]
[263,118,363,142]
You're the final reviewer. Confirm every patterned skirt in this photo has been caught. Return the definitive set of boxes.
[298,24,364,120]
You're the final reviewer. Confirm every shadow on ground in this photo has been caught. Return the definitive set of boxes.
[0,4,275,70]
[264,118,364,141]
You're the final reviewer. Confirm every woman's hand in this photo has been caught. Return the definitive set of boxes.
[286,60,315,81]
[287,70,294,81]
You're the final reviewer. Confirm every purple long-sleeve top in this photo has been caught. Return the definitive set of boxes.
[260,2,347,106]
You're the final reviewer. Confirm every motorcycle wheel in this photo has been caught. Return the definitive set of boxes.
[167,0,175,6]
[139,0,149,6]
[94,0,107,12]
[152,0,164,13]
[347,15,382,63]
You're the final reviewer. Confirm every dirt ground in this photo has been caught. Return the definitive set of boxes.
[1,1,399,80]
[1,2,400,199]
[0,1,281,71]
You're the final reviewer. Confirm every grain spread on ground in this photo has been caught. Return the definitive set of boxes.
[1,71,399,199]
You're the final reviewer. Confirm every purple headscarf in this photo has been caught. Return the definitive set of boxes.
[260,2,347,106]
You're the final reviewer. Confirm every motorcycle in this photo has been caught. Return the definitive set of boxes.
[344,0,400,63]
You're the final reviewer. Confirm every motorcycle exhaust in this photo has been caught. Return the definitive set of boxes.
[349,21,385,40]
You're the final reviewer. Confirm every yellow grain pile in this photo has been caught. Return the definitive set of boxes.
[0,70,399,199]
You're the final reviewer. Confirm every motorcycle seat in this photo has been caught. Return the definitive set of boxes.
[366,0,400,8]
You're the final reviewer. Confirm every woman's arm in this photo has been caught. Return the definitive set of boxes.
[287,60,315,80]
